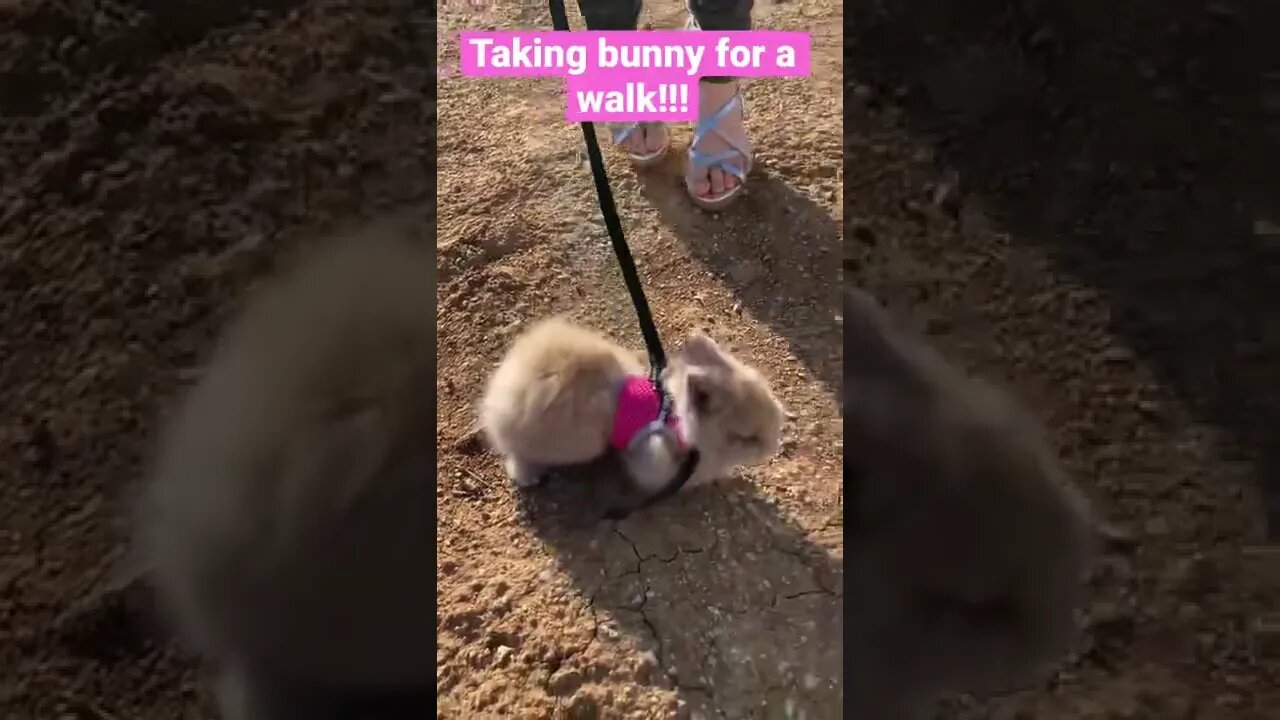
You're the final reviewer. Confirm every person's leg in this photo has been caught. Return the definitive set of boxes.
[685,0,754,205]
[577,0,668,161]
[576,0,642,31]
[687,0,753,32]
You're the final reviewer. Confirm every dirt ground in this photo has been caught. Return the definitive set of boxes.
[3,0,1280,718]
[0,0,432,717]
[435,1,843,718]
[848,1,1280,718]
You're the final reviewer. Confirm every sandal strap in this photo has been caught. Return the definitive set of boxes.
[688,93,751,177]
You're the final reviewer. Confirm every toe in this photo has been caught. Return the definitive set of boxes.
[708,167,727,196]
[690,172,711,197]
[645,125,667,154]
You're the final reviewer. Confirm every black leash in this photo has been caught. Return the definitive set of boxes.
[548,0,700,519]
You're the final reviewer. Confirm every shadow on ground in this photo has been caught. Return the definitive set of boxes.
[638,166,843,396]
[517,464,843,719]
[847,0,1280,535]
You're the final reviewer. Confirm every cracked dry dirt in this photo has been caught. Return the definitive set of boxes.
[435,0,843,718]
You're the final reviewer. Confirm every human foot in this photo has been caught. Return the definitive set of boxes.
[610,121,670,168]
[686,79,751,210]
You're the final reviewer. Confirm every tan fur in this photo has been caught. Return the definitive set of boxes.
[662,332,787,486]
[133,222,437,717]
[480,318,785,492]
[842,287,1096,717]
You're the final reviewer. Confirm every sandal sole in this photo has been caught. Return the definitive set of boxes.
[688,183,746,211]
[627,144,670,168]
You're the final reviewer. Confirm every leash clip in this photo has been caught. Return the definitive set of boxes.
[625,418,681,456]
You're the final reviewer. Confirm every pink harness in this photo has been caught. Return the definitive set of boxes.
[609,375,684,451]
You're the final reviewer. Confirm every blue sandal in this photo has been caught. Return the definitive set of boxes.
[686,88,752,210]
[610,122,669,168]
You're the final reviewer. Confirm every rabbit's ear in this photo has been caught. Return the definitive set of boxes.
[681,331,730,368]
[684,367,722,415]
